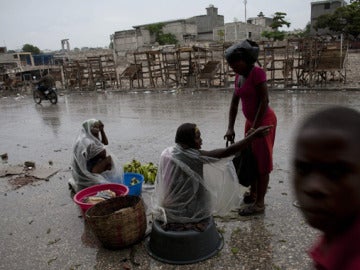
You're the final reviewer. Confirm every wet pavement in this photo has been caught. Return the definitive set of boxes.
[1,88,360,270]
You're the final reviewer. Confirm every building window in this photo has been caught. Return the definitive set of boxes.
[324,3,330,9]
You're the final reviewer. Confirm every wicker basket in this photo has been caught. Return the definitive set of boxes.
[85,195,147,249]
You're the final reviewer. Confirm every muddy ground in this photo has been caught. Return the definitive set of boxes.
[1,87,360,270]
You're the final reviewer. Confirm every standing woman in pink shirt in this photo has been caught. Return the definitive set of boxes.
[224,40,277,216]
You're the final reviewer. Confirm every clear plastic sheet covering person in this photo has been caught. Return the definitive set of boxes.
[151,145,245,224]
[70,119,123,192]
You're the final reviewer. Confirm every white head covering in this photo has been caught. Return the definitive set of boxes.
[70,119,122,192]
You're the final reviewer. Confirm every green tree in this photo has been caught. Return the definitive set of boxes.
[270,12,291,29]
[22,44,41,54]
[217,29,225,42]
[303,22,311,37]
[314,1,360,39]
[146,23,178,45]
[146,23,165,36]
[261,12,291,41]
[157,33,178,45]
[290,23,311,38]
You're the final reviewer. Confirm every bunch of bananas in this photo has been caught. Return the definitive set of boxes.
[123,159,158,185]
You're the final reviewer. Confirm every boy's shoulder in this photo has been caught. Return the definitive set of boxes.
[310,215,360,269]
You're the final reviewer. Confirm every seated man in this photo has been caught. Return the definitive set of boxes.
[151,123,271,230]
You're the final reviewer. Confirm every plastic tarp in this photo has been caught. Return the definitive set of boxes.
[69,119,123,192]
[151,145,245,224]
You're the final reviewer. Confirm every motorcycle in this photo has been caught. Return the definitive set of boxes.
[33,86,58,104]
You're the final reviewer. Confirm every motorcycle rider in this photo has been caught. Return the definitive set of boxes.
[37,70,55,94]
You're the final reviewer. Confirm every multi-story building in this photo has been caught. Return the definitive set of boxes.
[310,0,346,35]
[213,12,272,42]
[112,5,224,54]
[247,12,273,28]
[186,5,224,41]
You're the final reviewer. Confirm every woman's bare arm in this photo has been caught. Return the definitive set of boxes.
[201,126,271,159]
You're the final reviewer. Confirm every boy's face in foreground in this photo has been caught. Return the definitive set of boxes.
[293,127,360,235]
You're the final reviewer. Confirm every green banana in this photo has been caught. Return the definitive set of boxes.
[123,159,158,185]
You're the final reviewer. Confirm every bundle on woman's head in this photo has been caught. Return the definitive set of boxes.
[225,39,259,65]
[175,123,197,148]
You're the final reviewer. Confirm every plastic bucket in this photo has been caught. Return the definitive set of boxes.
[146,216,223,264]
[123,173,144,196]
[73,183,129,213]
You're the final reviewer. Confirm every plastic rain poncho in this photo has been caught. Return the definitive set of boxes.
[70,119,123,192]
[151,144,245,224]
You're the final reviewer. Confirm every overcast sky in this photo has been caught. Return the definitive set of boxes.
[1,0,315,51]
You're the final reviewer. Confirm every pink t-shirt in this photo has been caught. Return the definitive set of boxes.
[234,66,267,122]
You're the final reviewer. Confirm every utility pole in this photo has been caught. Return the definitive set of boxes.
[244,0,247,22]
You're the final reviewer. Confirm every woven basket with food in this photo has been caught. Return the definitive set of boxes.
[85,195,147,249]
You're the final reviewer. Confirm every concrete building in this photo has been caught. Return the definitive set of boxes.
[247,12,273,28]
[214,22,269,43]
[0,52,34,73]
[0,51,62,89]
[113,29,144,53]
[132,19,198,47]
[310,0,346,35]
[213,12,272,43]
[113,19,197,58]
[112,5,224,54]
[186,5,224,41]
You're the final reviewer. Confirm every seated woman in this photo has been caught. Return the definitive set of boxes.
[151,123,270,231]
[69,119,122,192]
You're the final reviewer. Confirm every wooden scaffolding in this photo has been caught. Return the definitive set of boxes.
[171,46,214,87]
[74,38,348,91]
[119,64,143,89]
[258,40,297,88]
[119,46,215,89]
[197,60,221,87]
[63,54,117,90]
[162,49,181,87]
[133,50,164,88]
[315,45,347,84]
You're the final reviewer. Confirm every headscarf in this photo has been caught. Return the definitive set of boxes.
[225,39,259,65]
[82,119,98,136]
[77,119,104,161]
[70,119,122,192]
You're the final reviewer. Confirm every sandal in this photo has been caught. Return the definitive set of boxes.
[243,191,256,204]
[238,204,265,216]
